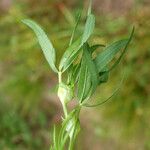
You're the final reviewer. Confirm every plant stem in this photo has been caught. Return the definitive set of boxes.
[69,137,74,150]
[58,71,62,83]
[62,102,68,118]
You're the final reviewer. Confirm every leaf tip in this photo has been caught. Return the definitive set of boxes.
[87,0,92,15]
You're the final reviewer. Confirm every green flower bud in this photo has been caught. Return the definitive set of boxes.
[57,82,74,104]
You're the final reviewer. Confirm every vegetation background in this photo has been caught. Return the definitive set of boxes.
[0,0,149,150]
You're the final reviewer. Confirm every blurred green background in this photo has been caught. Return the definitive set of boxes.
[0,0,150,150]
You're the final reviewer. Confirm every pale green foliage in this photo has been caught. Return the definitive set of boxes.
[22,19,58,73]
[22,0,134,149]
[81,14,95,45]
[59,37,82,72]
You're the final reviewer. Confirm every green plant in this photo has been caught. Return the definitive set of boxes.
[21,1,134,149]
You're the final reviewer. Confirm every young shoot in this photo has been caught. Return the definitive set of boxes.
[22,1,134,149]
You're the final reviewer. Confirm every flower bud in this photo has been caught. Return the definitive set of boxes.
[57,82,73,104]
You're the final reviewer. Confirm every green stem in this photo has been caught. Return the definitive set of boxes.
[62,102,68,118]
[58,71,62,83]
[68,137,74,150]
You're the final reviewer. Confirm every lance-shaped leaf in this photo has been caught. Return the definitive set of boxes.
[106,27,134,72]
[95,28,134,73]
[95,39,128,73]
[81,0,95,45]
[77,44,99,102]
[67,11,82,84]
[59,10,82,73]
[83,43,99,95]
[69,11,82,46]
[59,37,82,72]
[81,72,92,101]
[22,19,58,73]
[81,14,95,45]
[59,6,95,73]
[77,57,89,102]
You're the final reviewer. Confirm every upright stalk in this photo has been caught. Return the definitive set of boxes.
[62,102,68,118]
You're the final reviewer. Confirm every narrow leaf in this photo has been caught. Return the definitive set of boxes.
[87,0,92,15]
[59,12,96,73]
[77,57,89,102]
[69,12,82,46]
[95,39,128,73]
[107,27,134,72]
[83,43,99,94]
[22,19,58,73]
[81,14,95,45]
[81,73,92,101]
[95,28,134,73]
[67,11,82,83]
[77,56,92,102]
[59,37,82,72]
